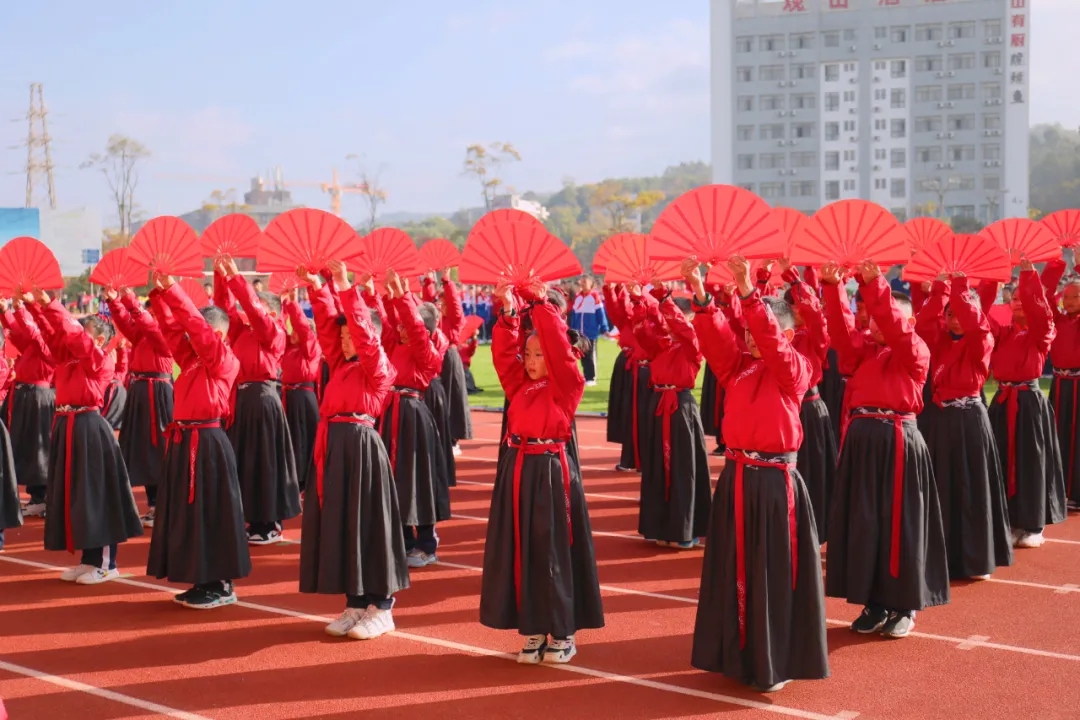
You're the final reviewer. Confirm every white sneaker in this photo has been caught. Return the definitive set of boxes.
[325,608,366,637]
[76,568,120,585]
[452,444,462,457]
[585,380,597,387]
[543,636,577,663]
[407,549,437,568]
[60,564,96,582]
[517,635,548,664]
[1016,531,1045,548]
[971,574,991,581]
[347,607,395,640]
[23,502,46,518]
[1010,528,1023,547]
[248,526,283,545]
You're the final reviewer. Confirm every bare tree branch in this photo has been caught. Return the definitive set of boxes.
[80,134,151,242]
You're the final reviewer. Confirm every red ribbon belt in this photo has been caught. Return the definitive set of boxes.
[654,386,685,501]
[165,420,222,504]
[314,413,376,507]
[508,435,572,610]
[996,381,1037,498]
[630,361,647,468]
[724,449,798,650]
[8,381,49,428]
[282,381,316,414]
[131,373,171,447]
[838,380,854,449]
[381,387,422,474]
[52,405,95,553]
[803,386,821,404]
[1054,370,1080,486]
[849,410,915,579]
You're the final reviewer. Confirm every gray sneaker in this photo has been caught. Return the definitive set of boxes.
[881,611,916,639]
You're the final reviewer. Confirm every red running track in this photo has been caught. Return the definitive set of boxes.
[1,411,1079,719]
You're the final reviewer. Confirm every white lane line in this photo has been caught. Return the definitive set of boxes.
[0,658,212,720]
[1055,584,1080,595]
[0,554,857,720]
[955,635,991,651]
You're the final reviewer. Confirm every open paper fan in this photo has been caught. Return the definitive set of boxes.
[259,208,363,274]
[419,238,461,273]
[460,219,581,288]
[128,217,204,278]
[1041,209,1080,248]
[0,237,64,296]
[591,239,617,275]
[594,233,682,284]
[707,259,784,288]
[896,217,953,256]
[979,218,1061,264]
[177,278,210,309]
[201,214,262,260]
[788,200,905,267]
[472,209,547,234]
[357,228,423,292]
[770,207,810,258]
[457,315,484,345]
[268,272,302,296]
[903,233,1012,283]
[89,248,145,290]
[650,184,785,264]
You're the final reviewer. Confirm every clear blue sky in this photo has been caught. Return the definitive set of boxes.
[1,0,1076,230]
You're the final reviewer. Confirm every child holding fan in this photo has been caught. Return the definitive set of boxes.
[480,277,604,664]
[281,288,322,494]
[602,283,651,473]
[0,324,20,552]
[299,261,409,640]
[1040,256,1080,509]
[145,275,250,609]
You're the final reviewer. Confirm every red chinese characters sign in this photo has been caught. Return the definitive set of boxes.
[783,0,806,11]
[829,0,849,8]
[879,0,900,6]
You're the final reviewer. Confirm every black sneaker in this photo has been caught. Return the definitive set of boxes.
[181,584,238,610]
[850,605,890,634]
[880,611,916,639]
[173,587,197,605]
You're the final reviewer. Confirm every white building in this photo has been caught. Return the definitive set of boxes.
[712,0,1031,223]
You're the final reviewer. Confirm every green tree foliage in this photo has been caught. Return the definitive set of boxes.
[1030,124,1080,217]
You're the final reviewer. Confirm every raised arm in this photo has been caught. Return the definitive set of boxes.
[149,290,194,366]
[391,293,441,373]
[107,295,141,344]
[914,280,948,348]
[861,273,928,381]
[213,271,243,344]
[822,281,866,373]
[41,299,105,370]
[658,294,702,365]
[492,304,526,401]
[629,293,665,359]
[442,277,465,338]
[743,290,811,398]
[309,281,344,371]
[0,309,30,353]
[340,286,394,393]
[949,275,993,354]
[227,273,285,353]
[691,296,747,387]
[284,296,318,361]
[1042,258,1067,324]
[161,283,231,372]
[1018,267,1055,355]
[789,276,829,364]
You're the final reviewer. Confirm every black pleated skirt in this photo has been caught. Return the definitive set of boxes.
[692,458,828,687]
[118,376,174,488]
[424,377,457,488]
[638,389,712,543]
[924,401,1013,578]
[381,394,451,525]
[228,381,301,524]
[284,385,320,492]
[988,388,1067,531]
[699,366,724,445]
[2,384,54,488]
[797,393,837,541]
[441,346,472,442]
[607,349,630,444]
[820,350,845,442]
[44,411,142,552]
[1049,374,1080,502]
[0,421,22,531]
[826,414,950,612]
[618,363,651,471]
[300,422,410,597]
[479,443,605,637]
[916,375,937,438]
[102,381,127,430]
[147,426,251,584]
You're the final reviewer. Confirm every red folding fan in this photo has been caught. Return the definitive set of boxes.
[593,233,682,284]
[1041,209,1080,249]
[979,218,1060,264]
[0,237,64,296]
[592,239,616,275]
[460,219,581,288]
[259,208,363,274]
[903,233,1012,283]
[471,208,546,234]
[89,247,145,290]
[201,214,262,260]
[128,217,204,278]
[895,217,953,256]
[770,207,810,259]
[650,185,785,264]
[457,315,484,345]
[177,278,211,309]
[788,200,905,268]
[707,259,784,287]
[268,272,302,296]
[357,228,423,292]
[419,238,461,273]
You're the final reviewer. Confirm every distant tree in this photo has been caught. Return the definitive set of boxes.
[589,181,665,233]
[395,216,466,248]
[462,142,522,210]
[64,268,92,299]
[80,134,151,243]
[951,216,985,234]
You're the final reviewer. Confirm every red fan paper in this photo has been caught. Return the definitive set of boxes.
[770,207,810,258]
[0,237,64,296]
[979,218,1061,264]
[5,339,19,360]
[89,247,145,290]
[788,200,905,267]
[902,233,1012,283]
[472,209,546,234]
[593,233,681,284]
[177,278,210,309]
[128,217,204,278]
[895,217,953,256]
[707,259,784,287]
[457,315,484,345]
[357,228,423,292]
[460,219,581,288]
[268,272,302,295]
[592,240,616,275]
[259,208,363,274]
[650,184,785,264]
[419,238,461,273]
[201,214,262,260]
[1041,209,1080,249]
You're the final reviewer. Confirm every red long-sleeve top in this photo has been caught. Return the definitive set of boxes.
[915,277,993,403]
[784,267,829,387]
[824,275,930,414]
[386,294,442,391]
[694,290,811,453]
[987,269,1054,383]
[281,298,322,384]
[440,279,465,344]
[1,305,54,384]
[494,300,584,440]
[460,337,478,367]
[602,285,648,362]
[113,344,130,386]
[310,283,393,418]
[0,358,11,405]
[1040,259,1080,370]
[630,290,702,388]
[215,273,286,383]
[38,300,113,408]
[107,293,173,375]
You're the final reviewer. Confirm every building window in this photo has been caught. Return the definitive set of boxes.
[791,181,816,197]
[736,36,753,53]
[738,154,755,170]
[948,54,975,72]
[984,20,1002,38]
[761,124,785,140]
[792,33,814,50]
[916,178,938,192]
[875,119,887,131]
[983,144,1002,161]
[825,122,840,141]
[793,63,816,80]
[916,24,943,42]
[875,148,887,161]
[891,148,906,169]
[824,31,840,48]
[875,178,888,190]
[875,61,887,71]
[915,116,943,133]
[844,150,856,162]
[825,181,841,201]
[793,123,815,139]
[739,183,755,193]
[957,176,976,191]
[916,85,943,102]
[984,114,1002,130]
[984,175,1001,191]
[825,151,840,171]
[891,59,907,78]
[916,146,942,163]
[843,179,856,191]
[891,179,907,198]
[792,152,817,168]
[760,182,785,199]
[737,67,753,82]
[843,62,856,72]
[947,84,975,101]
[891,26,908,43]
[843,29,857,42]
[946,205,977,219]
[793,94,816,109]
[761,153,786,169]
[737,96,754,112]
[982,83,1002,101]
[875,88,887,101]
[843,120,856,133]
[983,51,1002,69]
[825,64,839,81]
[875,26,887,40]
[916,55,942,73]
[825,93,840,112]
[760,65,785,81]
[762,34,785,52]
[844,90,856,102]
[891,119,907,138]
[737,125,754,141]
[948,145,975,161]
[949,22,976,40]
[761,94,784,111]
[891,88,906,109]
[948,114,975,131]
